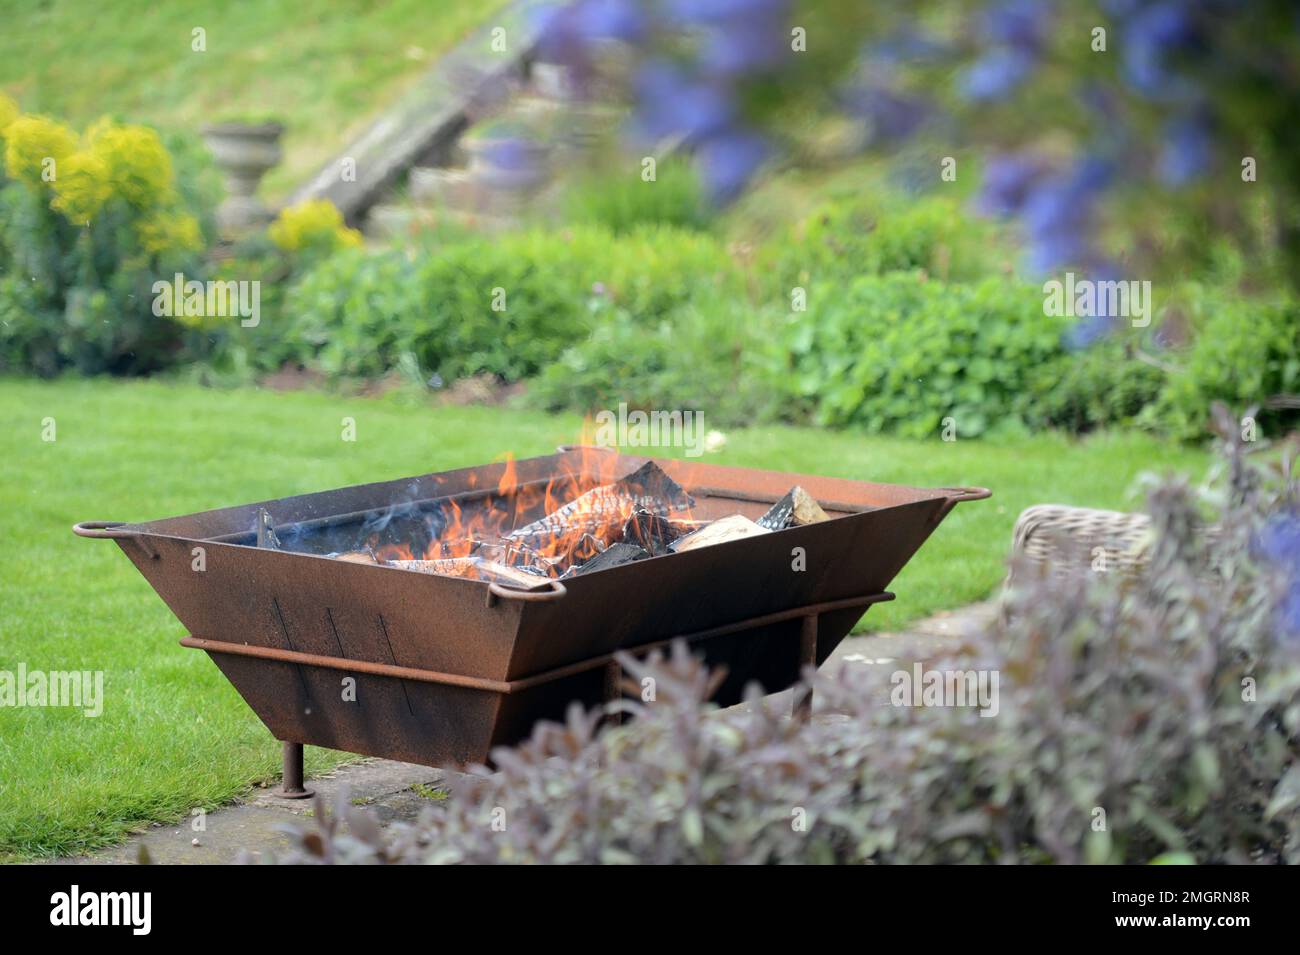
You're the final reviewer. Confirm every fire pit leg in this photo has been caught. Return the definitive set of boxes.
[792,614,818,722]
[602,659,623,726]
[274,741,314,799]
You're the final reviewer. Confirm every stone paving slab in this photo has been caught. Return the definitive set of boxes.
[58,760,445,865]
[57,601,998,864]
[755,600,997,716]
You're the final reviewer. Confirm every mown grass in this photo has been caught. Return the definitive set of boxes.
[0,377,1208,858]
[0,0,508,197]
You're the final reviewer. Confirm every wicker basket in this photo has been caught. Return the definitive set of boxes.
[1008,504,1154,581]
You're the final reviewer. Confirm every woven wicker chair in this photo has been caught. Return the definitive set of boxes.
[1008,504,1154,582]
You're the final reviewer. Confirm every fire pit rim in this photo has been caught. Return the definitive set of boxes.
[72,454,991,599]
[71,452,990,539]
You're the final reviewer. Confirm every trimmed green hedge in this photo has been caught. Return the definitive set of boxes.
[275,225,742,384]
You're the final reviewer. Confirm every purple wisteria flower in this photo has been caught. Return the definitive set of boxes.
[1019,156,1112,272]
[959,0,1050,101]
[1122,1,1201,101]
[841,73,931,143]
[631,61,733,144]
[1259,513,1300,637]
[536,0,792,201]
[976,153,1045,216]
[578,0,647,41]
[961,48,1036,101]
[697,127,768,202]
[663,0,788,24]
[699,20,789,77]
[1157,113,1212,186]
[982,0,1048,51]
[1065,266,1124,349]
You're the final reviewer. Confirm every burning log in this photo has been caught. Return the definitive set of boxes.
[670,514,770,553]
[620,507,680,556]
[572,542,650,575]
[332,547,379,564]
[386,557,475,578]
[757,486,830,531]
[506,461,693,553]
[471,537,601,575]
[322,458,707,579]
[444,539,544,567]
[465,560,551,589]
[255,508,282,550]
[388,557,548,589]
[667,518,711,538]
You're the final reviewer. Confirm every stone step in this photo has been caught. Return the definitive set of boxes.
[529,62,576,100]
[407,165,543,216]
[511,94,566,118]
[408,167,477,207]
[461,137,553,193]
[363,203,431,240]
[388,205,518,237]
[286,0,552,225]
[365,195,521,239]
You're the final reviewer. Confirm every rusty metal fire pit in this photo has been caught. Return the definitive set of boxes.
[75,448,988,797]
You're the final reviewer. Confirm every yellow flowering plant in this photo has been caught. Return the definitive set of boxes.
[0,101,214,375]
[48,150,113,223]
[268,199,362,256]
[135,211,204,258]
[2,114,78,187]
[83,121,179,210]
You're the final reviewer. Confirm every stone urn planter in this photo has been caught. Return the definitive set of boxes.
[201,121,284,235]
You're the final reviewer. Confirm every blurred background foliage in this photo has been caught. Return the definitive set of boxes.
[0,0,1296,442]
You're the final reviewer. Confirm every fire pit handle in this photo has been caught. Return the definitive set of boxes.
[73,520,135,539]
[73,521,159,559]
[936,487,992,519]
[486,578,568,606]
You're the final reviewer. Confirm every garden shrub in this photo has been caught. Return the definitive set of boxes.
[0,104,211,375]
[192,201,362,382]
[1151,292,1300,440]
[1031,333,1167,434]
[275,246,425,379]
[277,225,743,384]
[1009,287,1297,439]
[256,416,1300,864]
[561,157,712,234]
[530,294,783,425]
[778,271,1061,437]
[269,209,1289,444]
[769,194,1009,294]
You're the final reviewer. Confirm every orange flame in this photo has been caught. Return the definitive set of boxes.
[365,441,695,578]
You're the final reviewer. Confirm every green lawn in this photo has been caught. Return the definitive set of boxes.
[0,0,507,197]
[0,377,1209,858]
